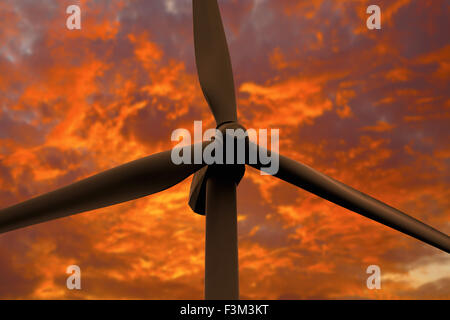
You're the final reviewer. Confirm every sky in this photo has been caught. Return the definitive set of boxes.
[0,0,449,299]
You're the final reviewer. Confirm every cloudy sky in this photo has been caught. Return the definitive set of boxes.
[0,0,449,299]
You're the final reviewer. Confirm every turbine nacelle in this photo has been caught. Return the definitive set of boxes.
[189,122,247,216]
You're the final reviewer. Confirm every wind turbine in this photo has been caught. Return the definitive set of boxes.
[0,0,448,300]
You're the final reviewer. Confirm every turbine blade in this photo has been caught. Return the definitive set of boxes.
[247,143,450,253]
[0,143,209,234]
[193,0,237,125]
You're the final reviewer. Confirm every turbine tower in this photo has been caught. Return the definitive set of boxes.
[0,0,448,300]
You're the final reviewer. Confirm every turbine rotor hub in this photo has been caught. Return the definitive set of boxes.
[189,121,247,216]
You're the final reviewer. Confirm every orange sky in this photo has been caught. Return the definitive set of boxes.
[0,0,449,299]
